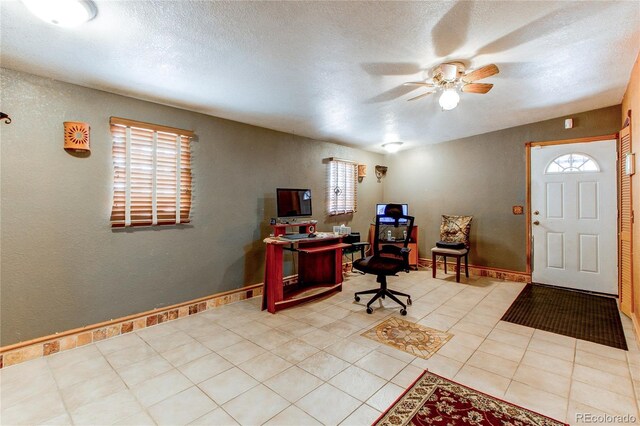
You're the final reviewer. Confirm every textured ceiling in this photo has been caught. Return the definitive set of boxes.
[1,1,639,152]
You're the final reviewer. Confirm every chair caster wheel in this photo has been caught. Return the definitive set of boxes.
[354,295,360,302]
[366,307,373,314]
[407,298,412,306]
[400,309,407,316]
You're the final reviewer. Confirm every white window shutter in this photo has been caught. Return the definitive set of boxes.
[327,159,357,215]
[110,118,193,227]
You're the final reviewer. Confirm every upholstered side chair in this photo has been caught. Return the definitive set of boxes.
[431,215,473,282]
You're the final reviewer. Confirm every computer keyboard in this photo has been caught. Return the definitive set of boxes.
[281,233,310,240]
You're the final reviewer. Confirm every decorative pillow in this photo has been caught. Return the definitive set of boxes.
[440,215,473,247]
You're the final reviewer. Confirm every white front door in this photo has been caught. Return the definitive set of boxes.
[531,140,617,294]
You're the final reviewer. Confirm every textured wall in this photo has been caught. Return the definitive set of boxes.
[382,105,621,272]
[0,67,624,346]
[0,69,384,345]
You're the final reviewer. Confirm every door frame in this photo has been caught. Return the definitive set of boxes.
[525,133,618,277]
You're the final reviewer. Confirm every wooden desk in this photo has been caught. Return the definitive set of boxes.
[262,232,349,313]
[368,224,419,269]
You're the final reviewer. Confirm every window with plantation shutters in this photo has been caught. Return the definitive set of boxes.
[327,159,357,215]
[110,117,193,227]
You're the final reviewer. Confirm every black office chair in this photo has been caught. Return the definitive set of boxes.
[343,233,369,274]
[353,204,415,315]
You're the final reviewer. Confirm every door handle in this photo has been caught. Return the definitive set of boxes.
[533,220,540,225]
[533,210,539,215]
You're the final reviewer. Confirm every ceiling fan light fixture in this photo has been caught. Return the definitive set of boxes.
[22,0,97,27]
[439,88,460,111]
[441,63,458,82]
[382,142,403,153]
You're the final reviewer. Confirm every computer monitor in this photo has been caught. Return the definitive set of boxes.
[277,188,312,218]
[376,203,409,223]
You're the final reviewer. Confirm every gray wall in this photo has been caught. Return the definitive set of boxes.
[0,67,622,346]
[0,69,384,345]
[382,104,621,272]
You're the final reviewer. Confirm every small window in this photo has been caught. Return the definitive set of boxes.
[546,153,599,174]
[327,159,357,215]
[110,117,193,227]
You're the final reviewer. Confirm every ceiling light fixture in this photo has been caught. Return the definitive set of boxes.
[438,88,460,111]
[382,142,403,153]
[404,62,499,111]
[22,0,97,27]
[441,63,458,82]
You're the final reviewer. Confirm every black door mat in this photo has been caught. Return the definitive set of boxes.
[501,283,627,350]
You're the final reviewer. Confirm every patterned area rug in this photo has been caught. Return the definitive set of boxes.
[374,371,568,426]
[361,317,452,359]
[502,283,627,350]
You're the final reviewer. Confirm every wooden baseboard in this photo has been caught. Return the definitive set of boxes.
[346,257,528,282]
[0,259,357,370]
[632,314,640,351]
[419,258,531,283]
[0,283,264,369]
[0,259,529,370]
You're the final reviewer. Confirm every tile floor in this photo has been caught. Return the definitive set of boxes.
[1,271,639,425]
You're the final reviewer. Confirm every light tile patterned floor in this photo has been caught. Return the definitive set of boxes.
[1,271,639,425]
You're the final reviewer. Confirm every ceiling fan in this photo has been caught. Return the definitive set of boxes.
[404,62,499,110]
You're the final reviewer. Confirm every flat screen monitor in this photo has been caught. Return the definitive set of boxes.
[376,203,409,223]
[277,188,312,218]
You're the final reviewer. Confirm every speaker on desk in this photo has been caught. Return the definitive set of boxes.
[308,225,315,234]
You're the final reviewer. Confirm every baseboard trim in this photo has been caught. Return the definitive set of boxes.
[0,259,528,369]
[419,258,530,283]
[632,314,640,351]
[345,258,528,283]
[0,283,265,369]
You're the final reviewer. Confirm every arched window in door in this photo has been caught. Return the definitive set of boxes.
[545,153,600,173]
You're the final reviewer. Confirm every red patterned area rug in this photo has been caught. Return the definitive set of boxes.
[374,371,568,426]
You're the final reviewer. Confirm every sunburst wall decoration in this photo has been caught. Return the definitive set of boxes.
[64,121,90,153]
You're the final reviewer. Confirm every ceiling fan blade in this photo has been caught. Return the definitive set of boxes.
[403,82,434,87]
[407,92,433,101]
[461,64,499,83]
[461,83,494,94]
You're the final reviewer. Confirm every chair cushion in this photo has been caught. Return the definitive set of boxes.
[431,247,468,255]
[440,215,473,247]
[353,255,405,275]
[436,241,465,249]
